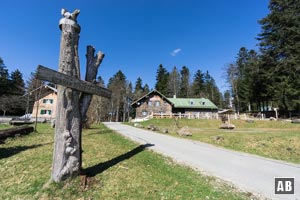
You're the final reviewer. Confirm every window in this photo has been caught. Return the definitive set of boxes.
[142,110,148,116]
[40,110,52,115]
[148,101,152,106]
[190,100,194,105]
[43,99,54,104]
[202,102,205,105]
[155,101,160,107]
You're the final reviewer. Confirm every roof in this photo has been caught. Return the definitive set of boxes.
[23,84,57,97]
[131,89,218,110]
[168,98,218,110]
[45,85,57,93]
[131,90,174,107]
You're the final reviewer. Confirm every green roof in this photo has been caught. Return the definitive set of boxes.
[167,98,218,109]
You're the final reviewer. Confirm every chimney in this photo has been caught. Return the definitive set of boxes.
[173,94,176,98]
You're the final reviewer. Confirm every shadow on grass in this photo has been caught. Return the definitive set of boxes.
[0,142,52,159]
[85,143,154,177]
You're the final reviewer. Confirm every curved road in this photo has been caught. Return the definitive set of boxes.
[103,122,300,200]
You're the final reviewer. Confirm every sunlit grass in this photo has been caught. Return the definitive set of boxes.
[0,123,257,199]
[0,124,11,130]
[134,118,300,163]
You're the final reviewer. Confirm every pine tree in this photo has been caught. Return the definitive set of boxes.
[10,69,25,95]
[258,0,300,112]
[0,58,9,96]
[143,84,150,95]
[235,48,259,111]
[155,64,169,95]
[203,71,222,106]
[191,69,205,97]
[179,66,190,98]
[97,76,105,86]
[133,77,143,99]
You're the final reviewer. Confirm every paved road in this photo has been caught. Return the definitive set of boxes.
[103,122,300,200]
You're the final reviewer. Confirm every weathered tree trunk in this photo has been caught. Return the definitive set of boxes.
[47,9,109,182]
[80,46,104,123]
[116,105,120,122]
[52,10,82,182]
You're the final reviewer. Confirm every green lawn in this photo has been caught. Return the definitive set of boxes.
[0,123,257,199]
[0,124,11,130]
[134,118,300,163]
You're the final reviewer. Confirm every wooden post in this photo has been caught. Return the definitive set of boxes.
[51,9,82,182]
[36,9,111,182]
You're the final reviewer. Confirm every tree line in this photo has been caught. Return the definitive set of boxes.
[0,55,228,121]
[2,0,299,120]
[87,64,226,123]
[155,64,224,105]
[226,0,300,117]
[0,58,27,116]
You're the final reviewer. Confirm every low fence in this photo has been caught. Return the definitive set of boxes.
[152,112,219,120]
[134,112,267,121]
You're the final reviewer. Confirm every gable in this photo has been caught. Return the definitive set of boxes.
[131,90,173,108]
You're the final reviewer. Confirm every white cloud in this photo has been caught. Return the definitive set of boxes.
[170,48,182,56]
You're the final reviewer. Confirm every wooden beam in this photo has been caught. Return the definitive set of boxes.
[36,65,111,99]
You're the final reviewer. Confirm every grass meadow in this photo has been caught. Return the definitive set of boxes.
[134,118,300,163]
[0,123,256,200]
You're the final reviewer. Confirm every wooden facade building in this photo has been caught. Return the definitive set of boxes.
[131,90,218,119]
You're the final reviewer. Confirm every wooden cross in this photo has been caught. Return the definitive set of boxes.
[35,8,112,182]
[36,65,112,182]
[36,65,111,98]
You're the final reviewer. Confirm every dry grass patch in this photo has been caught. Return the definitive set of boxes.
[135,118,300,163]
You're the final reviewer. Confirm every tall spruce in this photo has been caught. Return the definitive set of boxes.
[235,48,260,112]
[155,64,169,95]
[0,58,9,96]
[179,66,190,98]
[133,77,143,99]
[258,0,300,112]
[191,69,205,97]
[203,71,222,107]
[10,69,25,95]
[143,84,150,94]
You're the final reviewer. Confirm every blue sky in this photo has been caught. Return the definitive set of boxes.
[0,0,269,92]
